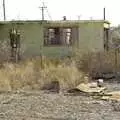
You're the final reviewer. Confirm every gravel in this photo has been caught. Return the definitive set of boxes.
[0,83,120,120]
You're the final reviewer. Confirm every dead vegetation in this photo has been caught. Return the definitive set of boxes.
[0,57,86,92]
[0,48,119,92]
[73,50,120,80]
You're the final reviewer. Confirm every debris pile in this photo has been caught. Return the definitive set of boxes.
[102,91,120,101]
[67,79,106,96]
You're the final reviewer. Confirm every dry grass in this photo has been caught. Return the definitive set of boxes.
[0,49,119,92]
[0,57,86,92]
[73,50,120,78]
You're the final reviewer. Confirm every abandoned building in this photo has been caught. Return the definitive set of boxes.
[0,20,110,60]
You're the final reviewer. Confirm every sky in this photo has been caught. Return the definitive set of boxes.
[0,0,120,26]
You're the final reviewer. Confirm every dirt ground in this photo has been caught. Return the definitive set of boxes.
[0,82,120,120]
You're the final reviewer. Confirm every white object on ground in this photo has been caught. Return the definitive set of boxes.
[97,79,104,87]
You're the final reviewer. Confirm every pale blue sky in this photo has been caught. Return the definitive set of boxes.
[0,0,120,26]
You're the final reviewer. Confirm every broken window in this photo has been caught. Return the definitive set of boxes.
[44,28,72,46]
[63,28,72,45]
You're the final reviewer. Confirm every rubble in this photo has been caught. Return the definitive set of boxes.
[102,91,120,101]
[67,80,120,102]
[75,83,106,93]
[67,82,106,96]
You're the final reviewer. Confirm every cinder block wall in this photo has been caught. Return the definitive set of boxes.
[0,21,105,59]
[78,22,104,53]
[17,23,44,58]
[0,22,44,59]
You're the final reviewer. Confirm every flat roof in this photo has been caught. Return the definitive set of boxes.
[0,20,110,28]
[47,20,110,24]
[0,19,110,24]
[45,20,110,28]
[0,20,44,24]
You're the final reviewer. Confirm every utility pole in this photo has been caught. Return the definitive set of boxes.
[39,5,47,21]
[3,0,6,21]
[103,7,106,20]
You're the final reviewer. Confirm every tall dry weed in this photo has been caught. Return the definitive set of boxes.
[0,58,86,92]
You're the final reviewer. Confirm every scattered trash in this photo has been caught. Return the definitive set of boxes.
[67,81,120,103]
[75,83,106,93]
[101,91,120,101]
[97,79,104,87]
[67,83,106,96]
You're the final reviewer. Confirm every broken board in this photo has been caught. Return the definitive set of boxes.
[101,91,120,101]
[67,83,106,96]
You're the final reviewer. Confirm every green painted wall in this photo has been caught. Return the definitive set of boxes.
[0,24,11,41]
[43,21,105,56]
[78,22,104,53]
[42,46,73,58]
[0,22,44,58]
[16,23,44,58]
[0,21,106,59]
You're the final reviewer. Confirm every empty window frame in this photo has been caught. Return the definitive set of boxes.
[44,28,72,46]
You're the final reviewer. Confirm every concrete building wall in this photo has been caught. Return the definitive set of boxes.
[42,27,74,58]
[71,27,79,46]
[42,27,79,58]
[0,22,44,58]
[17,23,43,58]
[42,46,72,58]
[0,24,11,41]
[0,21,107,59]
[0,22,73,58]
[42,22,105,57]
[78,22,104,53]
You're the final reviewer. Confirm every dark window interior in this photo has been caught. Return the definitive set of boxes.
[44,28,72,46]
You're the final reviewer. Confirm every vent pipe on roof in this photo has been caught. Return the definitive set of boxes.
[63,16,67,20]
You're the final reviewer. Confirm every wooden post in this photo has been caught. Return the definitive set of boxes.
[3,0,6,21]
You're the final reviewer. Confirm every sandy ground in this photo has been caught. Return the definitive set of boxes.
[0,83,120,120]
